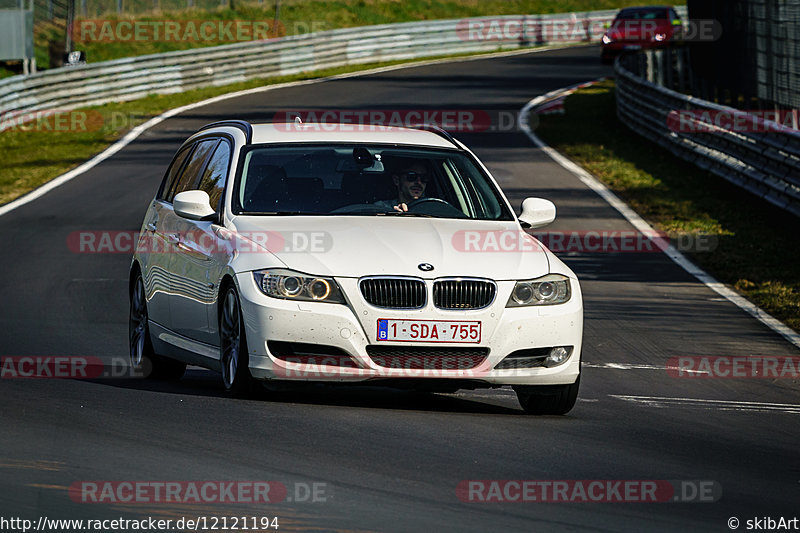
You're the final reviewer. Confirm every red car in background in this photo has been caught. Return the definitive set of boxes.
[601,5,682,63]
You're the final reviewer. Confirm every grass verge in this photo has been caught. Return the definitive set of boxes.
[0,46,549,207]
[534,79,800,333]
[7,0,684,73]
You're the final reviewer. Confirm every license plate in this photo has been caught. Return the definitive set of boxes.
[377,319,481,343]
[623,44,642,50]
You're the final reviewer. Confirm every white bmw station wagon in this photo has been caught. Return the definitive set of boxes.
[129,120,583,414]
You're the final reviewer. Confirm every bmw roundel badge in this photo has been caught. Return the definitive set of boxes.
[418,263,434,272]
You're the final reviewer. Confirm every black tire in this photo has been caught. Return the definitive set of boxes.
[219,284,254,396]
[514,376,580,415]
[129,270,186,381]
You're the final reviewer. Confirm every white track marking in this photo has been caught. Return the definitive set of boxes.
[583,362,708,374]
[611,395,800,414]
[0,45,573,218]
[518,81,800,351]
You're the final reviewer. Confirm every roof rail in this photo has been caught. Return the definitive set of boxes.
[197,120,253,143]
[413,123,460,148]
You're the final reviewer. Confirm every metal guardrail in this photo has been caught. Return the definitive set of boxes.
[0,9,629,124]
[616,48,800,218]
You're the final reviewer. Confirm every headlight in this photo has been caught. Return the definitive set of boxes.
[601,34,613,44]
[253,269,345,304]
[654,33,667,41]
[507,274,571,307]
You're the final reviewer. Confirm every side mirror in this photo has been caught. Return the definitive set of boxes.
[519,197,556,228]
[174,190,216,221]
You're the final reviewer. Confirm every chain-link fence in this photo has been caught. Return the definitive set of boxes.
[688,0,799,111]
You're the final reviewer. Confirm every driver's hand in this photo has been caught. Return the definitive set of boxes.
[393,203,408,213]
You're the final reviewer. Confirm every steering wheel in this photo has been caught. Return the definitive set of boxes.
[404,197,467,218]
[405,198,452,210]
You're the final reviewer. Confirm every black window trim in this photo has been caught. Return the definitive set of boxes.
[164,135,220,203]
[157,143,195,201]
[197,135,235,218]
[229,141,515,221]
[196,120,252,143]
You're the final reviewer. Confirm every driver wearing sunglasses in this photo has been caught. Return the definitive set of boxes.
[374,158,431,213]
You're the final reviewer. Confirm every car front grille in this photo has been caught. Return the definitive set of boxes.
[360,277,426,309]
[366,345,489,370]
[433,279,496,310]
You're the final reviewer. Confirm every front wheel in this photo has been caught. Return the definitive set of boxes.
[219,284,254,396]
[514,376,580,415]
[129,273,150,370]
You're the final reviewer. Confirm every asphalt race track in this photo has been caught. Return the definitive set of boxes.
[1,46,799,532]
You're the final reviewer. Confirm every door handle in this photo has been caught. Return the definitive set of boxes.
[167,233,180,244]
[177,241,212,261]
[146,223,157,232]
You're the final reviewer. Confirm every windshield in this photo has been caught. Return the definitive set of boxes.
[233,144,514,220]
[616,8,670,20]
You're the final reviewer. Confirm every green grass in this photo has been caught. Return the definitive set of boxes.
[534,79,800,333]
[0,47,534,206]
[16,0,684,69]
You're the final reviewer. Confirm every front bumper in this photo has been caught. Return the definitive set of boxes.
[602,40,671,58]
[237,272,583,386]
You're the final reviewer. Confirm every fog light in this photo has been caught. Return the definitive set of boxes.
[544,346,572,367]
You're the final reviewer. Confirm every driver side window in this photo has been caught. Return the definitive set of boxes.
[165,139,218,203]
[197,141,231,213]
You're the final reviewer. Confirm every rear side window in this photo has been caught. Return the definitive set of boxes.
[166,139,218,202]
[197,141,231,213]
[158,146,192,201]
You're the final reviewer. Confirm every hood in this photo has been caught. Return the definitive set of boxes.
[230,215,551,280]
